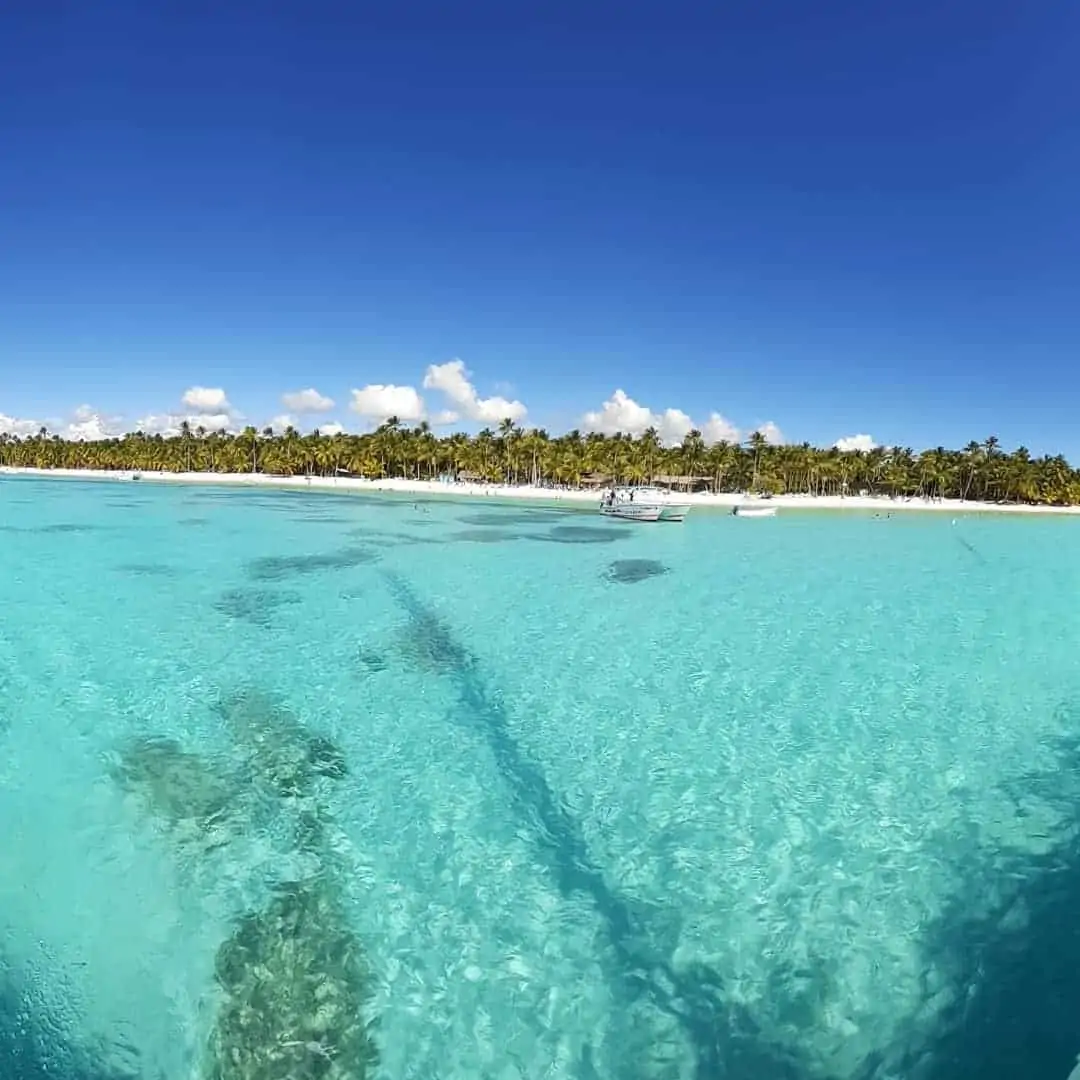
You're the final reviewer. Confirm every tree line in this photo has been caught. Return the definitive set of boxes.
[2,418,1078,505]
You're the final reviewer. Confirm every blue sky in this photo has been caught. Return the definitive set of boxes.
[1,1,1078,453]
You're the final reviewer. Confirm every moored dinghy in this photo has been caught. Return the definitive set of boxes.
[732,499,777,518]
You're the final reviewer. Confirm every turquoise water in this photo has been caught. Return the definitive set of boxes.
[2,476,1080,1079]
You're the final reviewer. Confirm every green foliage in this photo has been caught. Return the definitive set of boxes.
[3,422,1078,505]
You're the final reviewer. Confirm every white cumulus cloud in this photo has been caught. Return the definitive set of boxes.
[64,404,124,441]
[182,386,231,412]
[422,359,527,424]
[834,433,877,453]
[582,390,748,447]
[753,421,785,445]
[268,413,346,436]
[136,411,236,437]
[1,405,123,442]
[346,360,523,430]
[582,389,652,435]
[349,384,427,424]
[582,389,687,444]
[0,412,44,438]
[701,412,740,445]
[137,386,244,437]
[282,387,334,413]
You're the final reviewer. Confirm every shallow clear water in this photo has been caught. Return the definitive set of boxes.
[2,476,1080,1079]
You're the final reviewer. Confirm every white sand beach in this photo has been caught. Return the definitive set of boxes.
[5,464,1080,515]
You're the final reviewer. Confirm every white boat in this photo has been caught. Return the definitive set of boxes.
[599,485,691,523]
[732,501,776,518]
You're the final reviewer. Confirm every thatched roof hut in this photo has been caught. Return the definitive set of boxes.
[580,472,613,488]
[652,473,712,492]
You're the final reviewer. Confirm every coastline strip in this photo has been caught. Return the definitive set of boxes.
[4,465,1080,516]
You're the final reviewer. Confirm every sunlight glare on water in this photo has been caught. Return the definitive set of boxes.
[2,476,1080,1080]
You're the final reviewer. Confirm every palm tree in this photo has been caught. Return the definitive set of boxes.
[179,420,194,472]
[236,426,260,473]
[497,417,521,483]
[747,431,767,493]
[680,429,705,482]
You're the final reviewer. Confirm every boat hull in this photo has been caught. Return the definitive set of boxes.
[600,504,664,522]
[732,505,776,518]
[657,504,690,522]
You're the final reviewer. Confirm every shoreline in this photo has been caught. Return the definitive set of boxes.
[3,465,1080,516]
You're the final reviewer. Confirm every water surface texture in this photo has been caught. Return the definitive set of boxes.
[2,476,1080,1079]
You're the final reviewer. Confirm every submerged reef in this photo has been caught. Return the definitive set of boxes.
[454,510,569,527]
[605,558,670,584]
[534,524,628,544]
[213,587,302,627]
[356,647,388,674]
[205,877,379,1080]
[450,528,521,544]
[391,606,472,675]
[204,692,377,1080]
[110,695,346,830]
[115,562,178,578]
[245,547,379,582]
[215,688,348,798]
[110,735,239,848]
[108,688,378,1080]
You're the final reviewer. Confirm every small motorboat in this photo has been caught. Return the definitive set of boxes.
[599,485,691,523]
[732,501,776,518]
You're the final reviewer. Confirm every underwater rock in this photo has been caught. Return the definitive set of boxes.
[206,878,378,1080]
[37,522,100,534]
[306,735,348,781]
[245,547,379,582]
[0,522,100,535]
[605,559,669,584]
[534,525,628,545]
[213,587,302,627]
[393,608,471,674]
[216,689,347,798]
[116,562,178,577]
[346,527,444,547]
[456,510,571,527]
[356,648,388,674]
[110,736,238,844]
[451,529,521,544]
[292,804,332,856]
